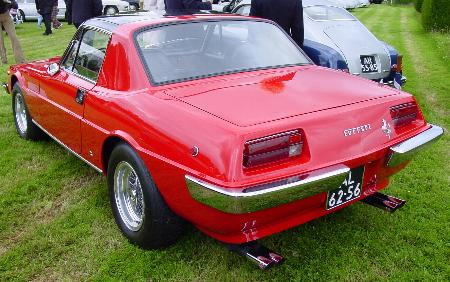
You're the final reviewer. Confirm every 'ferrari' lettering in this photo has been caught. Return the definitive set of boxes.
[343,124,372,137]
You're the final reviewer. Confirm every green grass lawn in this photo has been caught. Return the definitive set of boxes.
[0,6,449,281]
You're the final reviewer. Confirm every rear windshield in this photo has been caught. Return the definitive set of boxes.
[136,20,310,85]
[304,6,355,21]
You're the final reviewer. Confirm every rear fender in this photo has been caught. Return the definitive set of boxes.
[303,39,349,71]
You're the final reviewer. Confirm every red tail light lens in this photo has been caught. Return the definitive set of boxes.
[390,102,418,127]
[394,55,403,72]
[244,130,303,168]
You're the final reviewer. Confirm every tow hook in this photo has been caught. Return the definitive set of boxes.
[362,192,406,212]
[228,241,284,269]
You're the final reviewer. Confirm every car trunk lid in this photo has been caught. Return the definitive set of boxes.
[323,22,391,80]
[164,66,399,127]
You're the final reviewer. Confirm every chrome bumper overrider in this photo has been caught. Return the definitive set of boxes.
[387,124,444,167]
[186,164,349,214]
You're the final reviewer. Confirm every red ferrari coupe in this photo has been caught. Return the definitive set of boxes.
[4,13,443,268]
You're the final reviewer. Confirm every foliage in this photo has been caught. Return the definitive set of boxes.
[415,0,424,12]
[421,0,450,31]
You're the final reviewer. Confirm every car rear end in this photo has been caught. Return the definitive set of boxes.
[173,70,443,244]
[129,16,442,244]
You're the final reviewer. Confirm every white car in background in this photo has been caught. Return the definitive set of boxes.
[231,0,405,87]
[103,0,130,15]
[17,0,66,21]
[359,0,371,6]
[329,0,360,9]
[215,0,369,13]
[17,0,129,21]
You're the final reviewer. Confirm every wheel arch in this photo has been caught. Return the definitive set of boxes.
[10,75,18,89]
[18,9,25,21]
[102,136,127,173]
[101,131,144,174]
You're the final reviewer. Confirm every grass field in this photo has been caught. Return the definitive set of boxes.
[0,5,449,281]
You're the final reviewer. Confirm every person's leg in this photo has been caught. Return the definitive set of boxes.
[51,5,61,28]
[1,12,25,63]
[43,13,52,35]
[37,15,43,27]
[0,14,7,64]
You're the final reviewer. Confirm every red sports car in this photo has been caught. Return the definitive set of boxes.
[4,13,443,268]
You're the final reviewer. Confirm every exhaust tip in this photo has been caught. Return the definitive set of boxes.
[361,192,406,213]
[228,241,284,270]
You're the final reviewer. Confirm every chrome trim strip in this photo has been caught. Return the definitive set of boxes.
[186,164,350,214]
[245,130,299,145]
[81,25,113,36]
[32,119,103,173]
[381,76,407,87]
[387,124,444,167]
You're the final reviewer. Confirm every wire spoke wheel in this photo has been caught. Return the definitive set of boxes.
[14,93,28,134]
[114,161,145,232]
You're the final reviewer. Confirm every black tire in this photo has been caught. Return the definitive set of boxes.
[104,6,119,15]
[107,142,186,249]
[19,9,25,22]
[12,83,44,140]
[131,3,139,11]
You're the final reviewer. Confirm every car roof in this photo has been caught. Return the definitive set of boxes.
[83,10,246,33]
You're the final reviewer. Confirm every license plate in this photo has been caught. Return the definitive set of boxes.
[360,56,379,73]
[326,166,364,210]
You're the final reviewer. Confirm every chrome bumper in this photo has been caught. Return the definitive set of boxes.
[186,164,349,214]
[387,124,444,167]
[186,125,443,214]
[381,75,407,88]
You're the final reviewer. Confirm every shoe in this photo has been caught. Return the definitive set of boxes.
[43,32,52,36]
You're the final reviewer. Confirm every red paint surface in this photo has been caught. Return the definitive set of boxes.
[7,15,429,244]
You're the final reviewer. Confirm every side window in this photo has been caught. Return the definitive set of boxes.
[63,29,110,82]
[62,39,80,70]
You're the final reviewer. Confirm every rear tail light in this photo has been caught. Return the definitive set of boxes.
[390,102,418,127]
[394,55,403,72]
[244,130,303,168]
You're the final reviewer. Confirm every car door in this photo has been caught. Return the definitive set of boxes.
[37,27,110,153]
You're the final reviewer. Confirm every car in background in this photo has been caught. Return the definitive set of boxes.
[212,0,230,12]
[17,0,66,21]
[217,0,369,12]
[121,0,140,11]
[329,0,361,9]
[357,0,371,7]
[17,0,130,20]
[10,7,23,25]
[5,12,442,269]
[233,0,406,88]
[102,0,131,15]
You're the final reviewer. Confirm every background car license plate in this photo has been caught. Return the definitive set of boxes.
[360,56,379,73]
[326,166,364,210]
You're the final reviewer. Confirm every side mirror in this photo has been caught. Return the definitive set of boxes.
[47,62,60,76]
